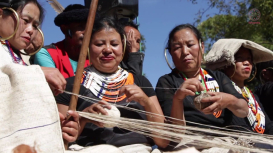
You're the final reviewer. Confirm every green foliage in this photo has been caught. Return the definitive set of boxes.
[195,0,273,52]
[140,35,146,51]
[194,0,273,90]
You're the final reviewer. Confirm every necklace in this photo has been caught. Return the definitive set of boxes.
[1,40,26,65]
[81,66,134,102]
[232,82,265,133]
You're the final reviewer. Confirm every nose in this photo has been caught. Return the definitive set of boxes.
[25,25,34,36]
[103,44,112,54]
[243,59,251,65]
[181,45,189,55]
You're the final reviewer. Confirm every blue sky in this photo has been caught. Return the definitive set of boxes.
[39,0,217,87]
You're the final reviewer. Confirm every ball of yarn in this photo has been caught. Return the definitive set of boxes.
[103,105,121,128]
[193,92,213,111]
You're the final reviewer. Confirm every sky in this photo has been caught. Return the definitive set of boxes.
[39,0,217,87]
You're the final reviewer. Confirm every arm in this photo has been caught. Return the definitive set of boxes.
[33,48,56,68]
[121,52,144,75]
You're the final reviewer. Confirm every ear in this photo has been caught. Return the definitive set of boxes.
[261,69,269,80]
[0,8,3,17]
[60,25,68,36]
[201,41,205,54]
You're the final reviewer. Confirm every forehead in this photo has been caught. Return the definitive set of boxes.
[236,47,252,56]
[20,3,40,22]
[172,28,197,42]
[93,28,121,39]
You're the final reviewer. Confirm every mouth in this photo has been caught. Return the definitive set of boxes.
[21,36,30,43]
[244,67,251,71]
[100,56,115,61]
[183,59,193,63]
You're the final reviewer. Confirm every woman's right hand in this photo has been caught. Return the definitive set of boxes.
[173,78,205,101]
[81,101,112,127]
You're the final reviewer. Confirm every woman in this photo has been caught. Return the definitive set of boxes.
[56,17,167,149]
[0,0,78,143]
[205,39,273,134]
[156,24,248,133]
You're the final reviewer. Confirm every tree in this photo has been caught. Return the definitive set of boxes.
[195,0,273,89]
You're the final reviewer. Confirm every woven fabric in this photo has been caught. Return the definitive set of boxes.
[0,63,64,153]
[205,39,273,70]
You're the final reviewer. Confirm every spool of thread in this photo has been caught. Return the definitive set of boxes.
[193,93,213,111]
[103,105,121,128]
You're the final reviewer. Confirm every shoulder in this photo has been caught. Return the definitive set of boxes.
[44,43,57,50]
[205,68,226,78]
[157,70,182,88]
[133,73,151,86]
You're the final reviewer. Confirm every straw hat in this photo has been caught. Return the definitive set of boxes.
[205,38,273,70]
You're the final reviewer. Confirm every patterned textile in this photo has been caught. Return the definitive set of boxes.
[232,82,265,133]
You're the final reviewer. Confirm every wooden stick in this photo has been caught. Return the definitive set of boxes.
[64,0,99,149]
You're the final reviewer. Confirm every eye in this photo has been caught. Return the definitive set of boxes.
[136,39,141,44]
[112,43,119,47]
[95,43,103,47]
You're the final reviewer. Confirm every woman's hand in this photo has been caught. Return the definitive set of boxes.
[200,92,249,118]
[120,85,150,106]
[174,78,205,101]
[81,101,111,127]
[41,67,66,96]
[59,111,79,142]
[126,29,139,53]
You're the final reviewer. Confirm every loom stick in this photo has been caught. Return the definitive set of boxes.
[64,0,99,149]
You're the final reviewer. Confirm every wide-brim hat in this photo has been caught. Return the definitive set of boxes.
[54,8,89,26]
[205,38,273,70]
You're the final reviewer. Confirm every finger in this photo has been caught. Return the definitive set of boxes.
[201,102,219,114]
[201,95,220,103]
[119,86,127,95]
[94,104,108,115]
[67,110,79,122]
[126,94,136,102]
[59,112,65,122]
[62,132,77,143]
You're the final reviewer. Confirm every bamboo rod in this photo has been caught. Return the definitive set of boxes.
[64,0,99,149]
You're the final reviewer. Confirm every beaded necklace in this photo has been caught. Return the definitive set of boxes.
[0,40,26,65]
[81,66,134,103]
[178,68,222,118]
[232,82,265,133]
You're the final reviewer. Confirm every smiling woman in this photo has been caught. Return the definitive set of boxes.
[56,16,168,149]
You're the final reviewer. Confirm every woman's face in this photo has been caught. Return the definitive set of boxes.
[90,28,123,73]
[170,28,204,73]
[225,47,253,81]
[6,3,40,50]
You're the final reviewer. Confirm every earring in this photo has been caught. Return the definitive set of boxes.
[230,64,236,79]
[199,39,205,63]
[164,48,173,70]
[21,28,44,56]
[0,7,19,40]
[121,34,126,60]
[247,64,257,82]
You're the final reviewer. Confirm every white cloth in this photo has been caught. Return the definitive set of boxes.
[205,38,273,70]
[0,63,64,153]
[0,43,15,66]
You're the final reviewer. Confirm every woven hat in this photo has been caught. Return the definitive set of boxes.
[205,38,273,70]
[54,4,89,27]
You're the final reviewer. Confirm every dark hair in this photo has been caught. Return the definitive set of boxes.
[166,24,203,51]
[92,16,125,41]
[54,4,90,27]
[256,60,273,81]
[119,20,139,30]
[0,0,45,24]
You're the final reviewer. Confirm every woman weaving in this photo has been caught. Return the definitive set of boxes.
[0,0,79,144]
[56,17,167,149]
[205,39,273,134]
[156,24,249,139]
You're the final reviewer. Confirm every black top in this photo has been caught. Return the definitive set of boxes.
[255,82,273,121]
[156,68,245,128]
[55,73,155,147]
[120,52,144,75]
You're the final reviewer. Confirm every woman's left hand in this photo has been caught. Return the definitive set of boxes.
[120,85,150,106]
[59,110,79,142]
[200,92,228,114]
